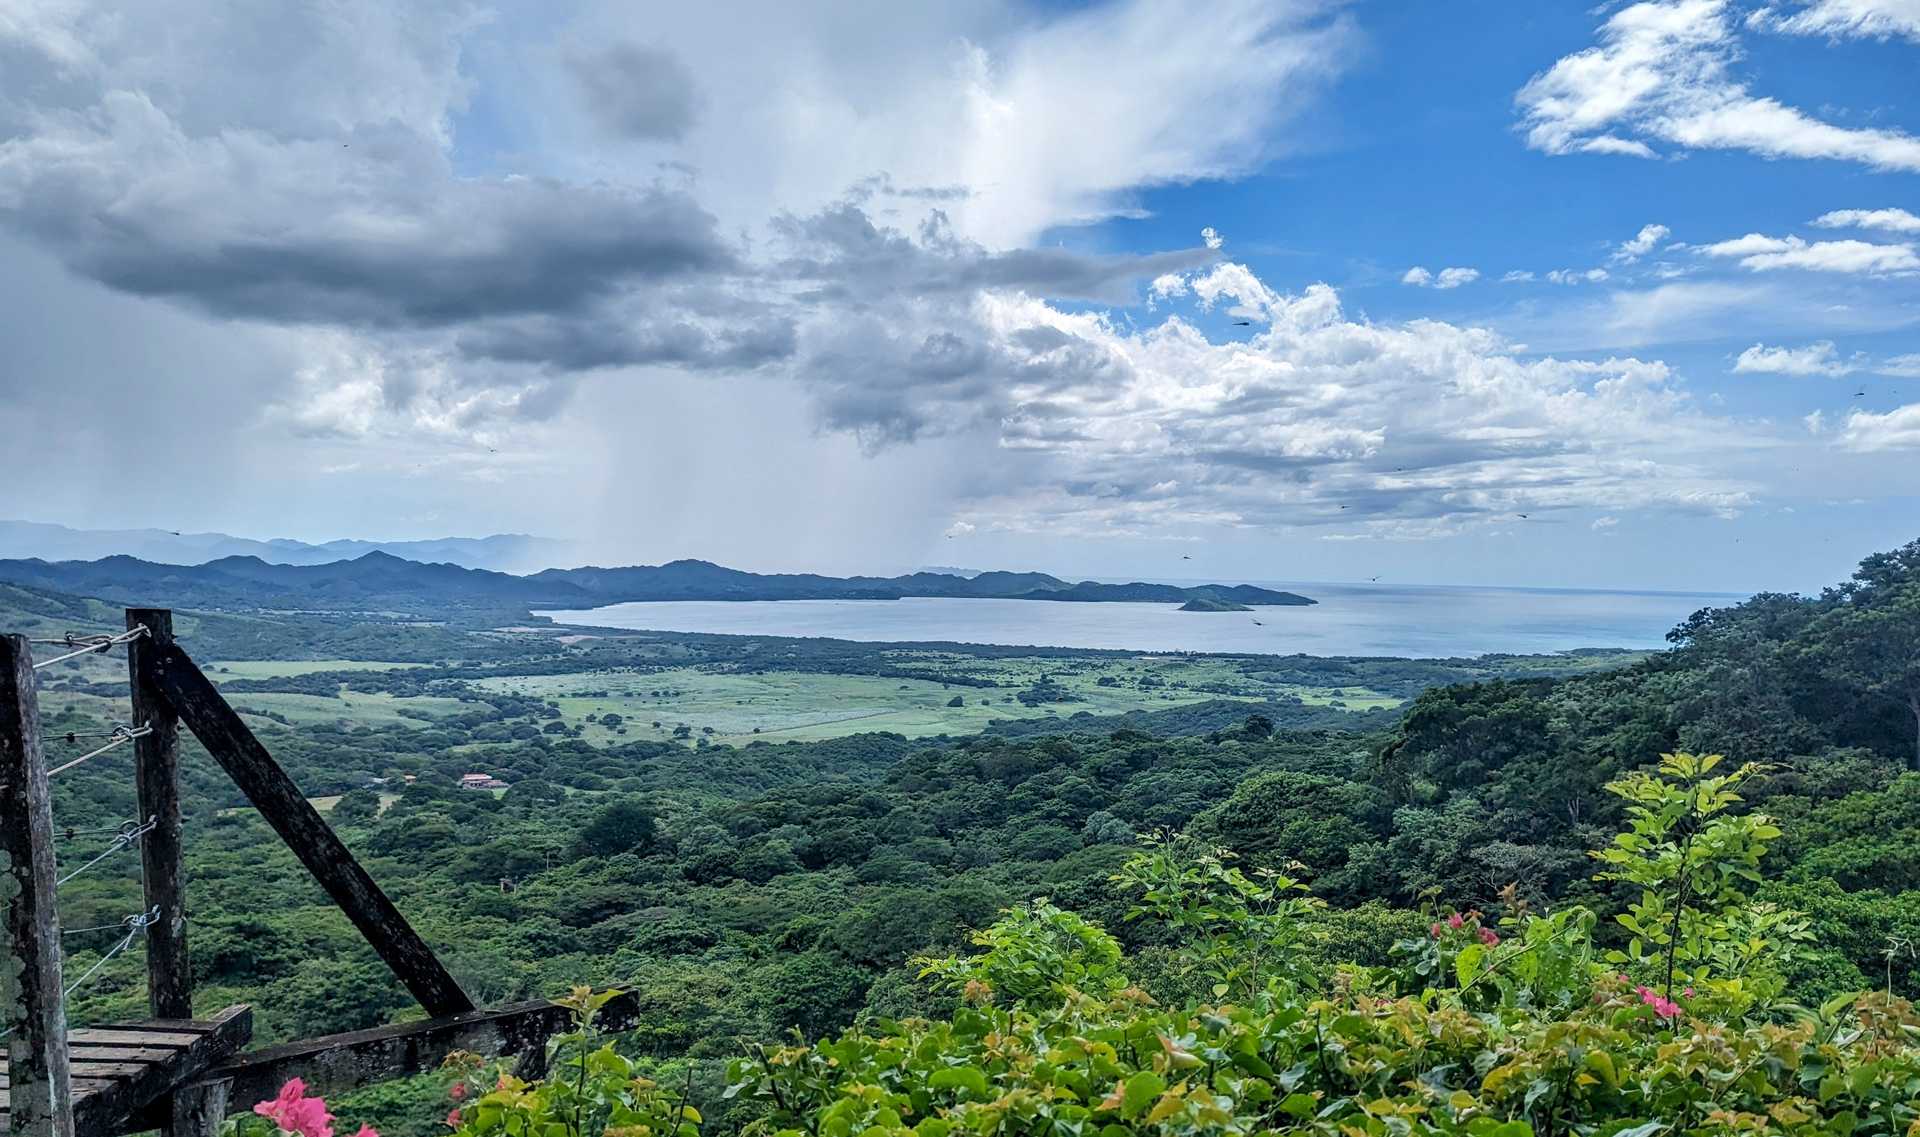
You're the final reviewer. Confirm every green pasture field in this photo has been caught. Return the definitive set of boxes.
[470,652,1401,745]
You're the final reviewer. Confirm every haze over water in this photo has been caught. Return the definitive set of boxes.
[546,581,1744,658]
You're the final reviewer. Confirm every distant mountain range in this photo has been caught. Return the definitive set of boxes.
[0,519,568,573]
[0,552,1314,614]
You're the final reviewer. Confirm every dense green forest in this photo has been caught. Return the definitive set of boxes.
[11,540,1920,1134]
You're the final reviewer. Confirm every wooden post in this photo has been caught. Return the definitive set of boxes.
[1,634,76,1137]
[125,611,189,1023]
[167,1080,229,1137]
[140,642,475,1017]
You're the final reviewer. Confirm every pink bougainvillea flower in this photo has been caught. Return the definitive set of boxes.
[447,1109,463,1129]
[256,1079,335,1137]
[1429,922,1445,938]
[1634,985,1681,1019]
[1684,987,1695,998]
[351,1126,378,1137]
[1447,913,1465,930]
[1478,926,1500,946]
[449,1083,468,1102]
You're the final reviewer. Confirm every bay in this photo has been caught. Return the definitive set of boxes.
[542,581,1745,658]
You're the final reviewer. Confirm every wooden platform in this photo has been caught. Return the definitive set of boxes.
[2,1006,250,1135]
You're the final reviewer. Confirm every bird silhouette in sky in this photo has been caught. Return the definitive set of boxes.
[1853,390,1867,398]
[1232,320,1252,326]
[1517,513,1530,519]
[1250,618,1263,626]
[1181,554,1192,560]
[1369,575,1380,582]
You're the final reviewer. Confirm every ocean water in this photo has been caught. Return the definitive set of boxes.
[542,581,1745,658]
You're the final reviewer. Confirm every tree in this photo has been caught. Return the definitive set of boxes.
[1804,544,1920,769]
[578,797,659,856]
[330,787,382,825]
[947,695,965,708]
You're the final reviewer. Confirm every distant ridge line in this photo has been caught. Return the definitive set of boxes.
[0,552,1316,612]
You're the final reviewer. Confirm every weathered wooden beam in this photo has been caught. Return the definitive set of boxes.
[140,643,474,1018]
[136,993,639,1126]
[125,610,190,1024]
[72,1007,249,1137]
[1,634,75,1137]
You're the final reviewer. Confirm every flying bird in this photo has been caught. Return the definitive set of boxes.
[1517,513,1529,519]
[1250,618,1263,626]
[1853,390,1867,398]
[1181,555,1192,560]
[1232,320,1252,326]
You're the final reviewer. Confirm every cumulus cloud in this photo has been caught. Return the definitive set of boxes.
[1699,233,1920,273]
[1812,208,1920,234]
[1748,0,1920,41]
[1516,0,1920,172]
[1613,223,1671,263]
[1501,270,1537,283]
[1201,227,1225,250]
[813,255,1765,535]
[1836,404,1920,450]
[1402,266,1479,288]
[1732,341,1859,376]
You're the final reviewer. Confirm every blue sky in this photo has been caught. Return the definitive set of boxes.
[0,0,1915,592]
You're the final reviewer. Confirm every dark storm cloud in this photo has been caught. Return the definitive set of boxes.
[567,43,703,142]
[773,206,1216,304]
[65,178,737,328]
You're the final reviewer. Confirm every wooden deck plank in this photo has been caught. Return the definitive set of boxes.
[3,1008,254,1135]
[73,1006,252,1136]
[66,1029,199,1048]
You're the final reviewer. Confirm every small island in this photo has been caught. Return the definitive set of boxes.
[1178,597,1253,612]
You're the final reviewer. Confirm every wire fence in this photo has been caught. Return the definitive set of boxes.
[29,625,148,670]
[45,722,151,778]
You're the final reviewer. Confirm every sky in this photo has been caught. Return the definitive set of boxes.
[0,0,1916,593]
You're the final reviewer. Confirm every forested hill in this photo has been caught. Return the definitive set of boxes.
[0,552,1313,613]
[15,538,1920,1135]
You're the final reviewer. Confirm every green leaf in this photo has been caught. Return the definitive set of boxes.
[1121,1071,1166,1119]
[928,1066,991,1099]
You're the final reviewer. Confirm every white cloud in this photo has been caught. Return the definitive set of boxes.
[1201,227,1225,250]
[1613,222,1671,263]
[1700,233,1920,273]
[1501,270,1536,283]
[1403,265,1479,289]
[1812,208,1920,234]
[1732,340,1859,376]
[1546,268,1611,284]
[1748,0,1920,42]
[1878,353,1920,378]
[942,520,976,538]
[1592,515,1620,530]
[1516,0,1920,172]
[1836,403,1920,450]
[857,260,1771,537]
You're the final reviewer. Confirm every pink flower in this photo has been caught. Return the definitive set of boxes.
[1635,986,1681,1019]
[449,1083,468,1102]
[255,1079,334,1137]
[351,1127,378,1137]
[1447,913,1465,930]
[446,1110,463,1129]
[1684,987,1695,998]
[1478,927,1500,947]
[1430,922,1445,938]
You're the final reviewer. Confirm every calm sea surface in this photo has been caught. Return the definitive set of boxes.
[543,581,1745,658]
